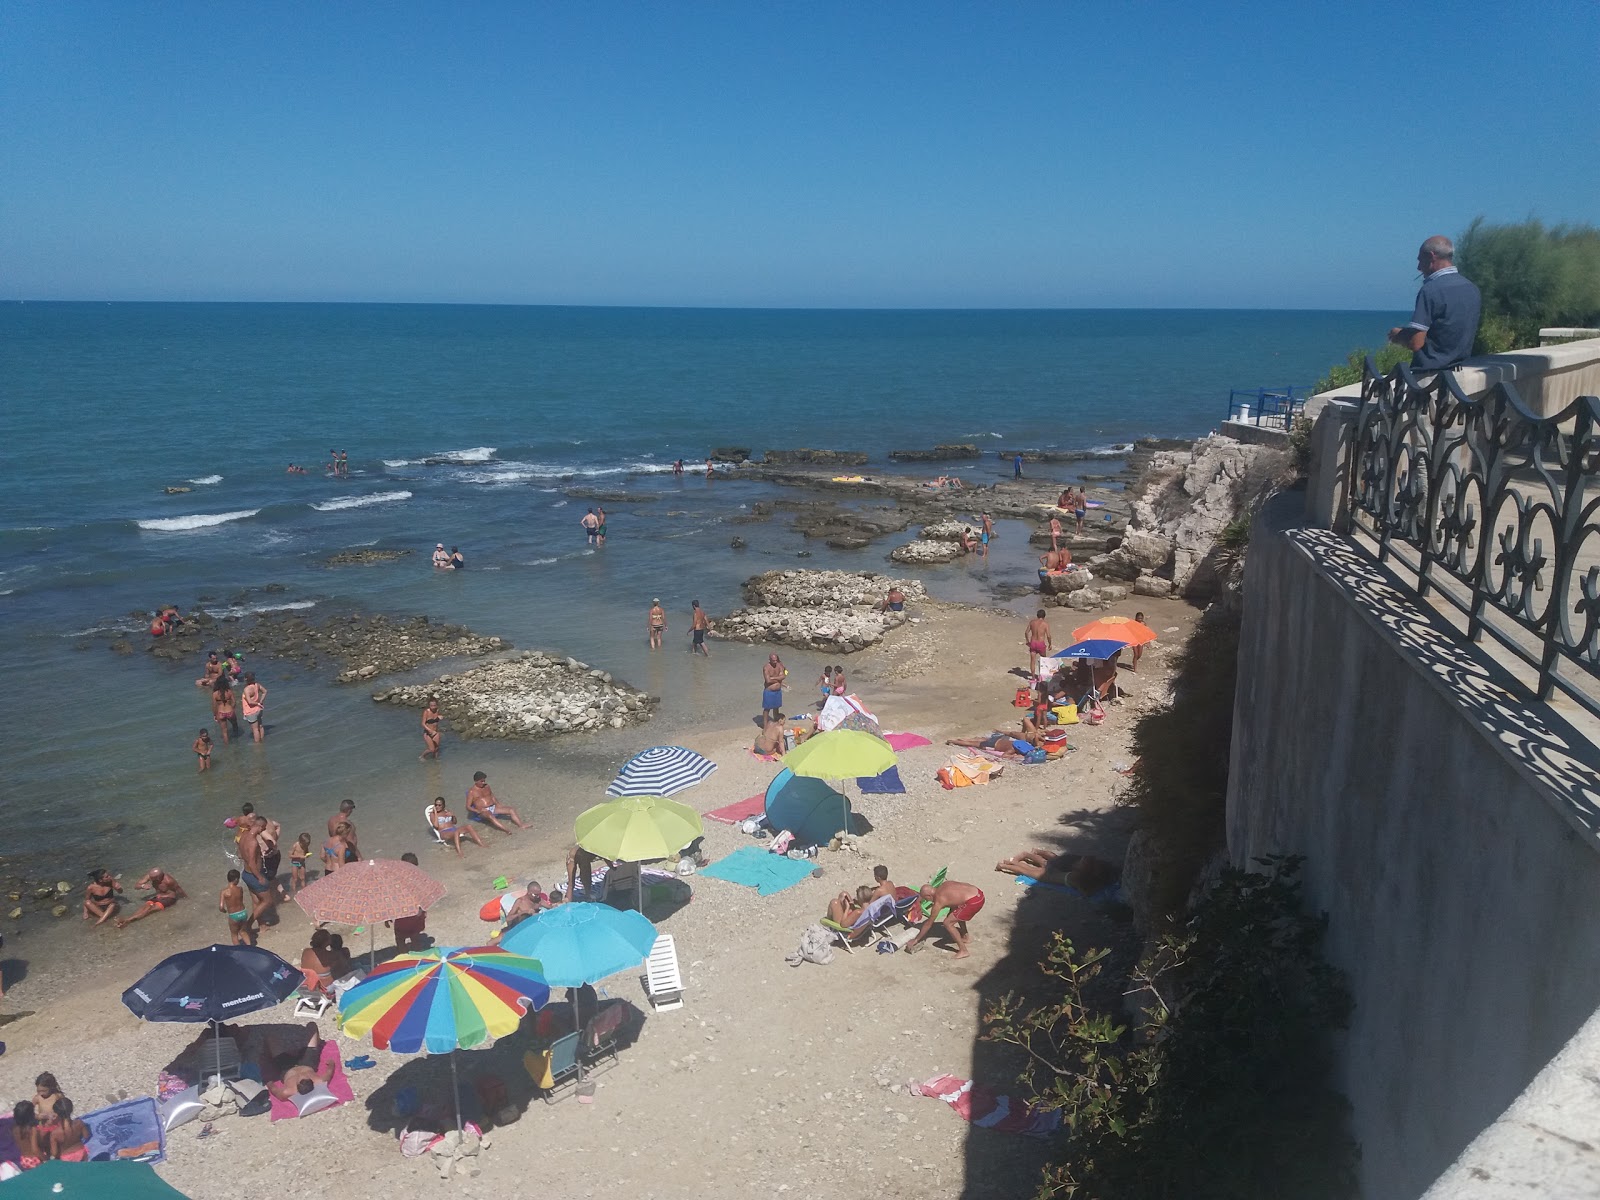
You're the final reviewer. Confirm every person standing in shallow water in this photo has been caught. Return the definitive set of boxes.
[648,598,666,649]
[241,673,266,743]
[420,696,442,760]
[691,600,711,656]
[580,509,598,545]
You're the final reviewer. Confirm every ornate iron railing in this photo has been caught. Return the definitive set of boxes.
[1348,357,1600,714]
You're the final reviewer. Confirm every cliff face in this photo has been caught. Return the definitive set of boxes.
[1088,434,1287,603]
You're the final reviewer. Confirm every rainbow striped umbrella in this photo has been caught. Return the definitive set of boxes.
[339,945,549,1055]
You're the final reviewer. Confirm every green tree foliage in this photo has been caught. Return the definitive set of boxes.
[983,857,1359,1200]
[1313,342,1410,394]
[1457,217,1600,353]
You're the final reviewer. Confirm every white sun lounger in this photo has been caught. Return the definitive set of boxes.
[643,933,684,1012]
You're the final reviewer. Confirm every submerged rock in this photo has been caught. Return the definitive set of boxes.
[324,548,415,567]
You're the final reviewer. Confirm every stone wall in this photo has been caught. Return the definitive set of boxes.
[1227,492,1600,1200]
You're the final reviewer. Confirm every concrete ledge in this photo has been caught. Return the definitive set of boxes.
[1218,419,1291,447]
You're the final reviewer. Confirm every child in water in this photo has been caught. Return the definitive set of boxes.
[290,833,312,892]
[817,666,833,703]
[193,728,211,772]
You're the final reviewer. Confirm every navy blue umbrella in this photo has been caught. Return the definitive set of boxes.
[1048,638,1128,661]
[122,944,303,1083]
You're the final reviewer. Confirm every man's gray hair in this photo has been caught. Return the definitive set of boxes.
[1422,235,1455,261]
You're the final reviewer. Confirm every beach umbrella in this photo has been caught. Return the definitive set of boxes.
[606,745,717,797]
[782,729,898,780]
[294,857,446,966]
[1071,615,1157,647]
[764,768,852,848]
[121,944,302,1084]
[1049,638,1130,661]
[576,795,704,912]
[3,1161,192,1198]
[339,945,549,1129]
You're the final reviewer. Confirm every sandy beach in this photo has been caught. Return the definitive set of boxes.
[0,586,1198,1199]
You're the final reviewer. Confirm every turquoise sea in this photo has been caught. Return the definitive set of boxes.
[0,303,1390,904]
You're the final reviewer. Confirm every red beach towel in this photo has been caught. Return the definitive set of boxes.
[910,1073,1062,1138]
[705,794,767,825]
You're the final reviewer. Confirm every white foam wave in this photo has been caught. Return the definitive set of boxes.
[550,499,568,508]
[137,509,259,532]
[189,474,223,485]
[383,458,417,468]
[962,431,1005,439]
[312,490,413,512]
[524,556,558,566]
[430,446,497,464]
[202,599,317,619]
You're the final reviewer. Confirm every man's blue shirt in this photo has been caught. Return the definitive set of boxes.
[1407,266,1482,370]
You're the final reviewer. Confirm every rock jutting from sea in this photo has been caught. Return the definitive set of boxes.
[714,569,925,653]
[373,650,657,740]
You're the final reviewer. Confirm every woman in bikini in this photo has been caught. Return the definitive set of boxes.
[48,1097,91,1162]
[430,797,484,857]
[321,823,354,874]
[300,929,336,996]
[240,673,267,743]
[211,676,238,744]
[82,868,119,925]
[420,696,442,760]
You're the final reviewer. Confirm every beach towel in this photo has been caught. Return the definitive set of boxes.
[83,1095,166,1163]
[817,694,876,733]
[1014,875,1127,905]
[910,1073,1063,1139]
[268,1039,355,1122]
[698,846,815,896]
[883,732,932,752]
[857,765,906,794]
[705,793,767,825]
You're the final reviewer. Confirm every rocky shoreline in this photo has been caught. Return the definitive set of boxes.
[712,569,927,654]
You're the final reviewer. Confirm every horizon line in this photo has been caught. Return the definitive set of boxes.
[2,298,1397,314]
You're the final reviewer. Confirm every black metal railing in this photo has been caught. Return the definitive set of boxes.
[1226,385,1311,429]
[1348,357,1600,714]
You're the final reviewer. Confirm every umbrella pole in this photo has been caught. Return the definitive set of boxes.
[450,1048,462,1133]
[574,990,585,1084]
[213,1017,223,1089]
[369,922,377,972]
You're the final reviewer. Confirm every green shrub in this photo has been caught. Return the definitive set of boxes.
[1314,342,1410,394]
[983,857,1358,1200]
[1288,414,1314,480]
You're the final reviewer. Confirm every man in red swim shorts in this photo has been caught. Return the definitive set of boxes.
[904,878,984,960]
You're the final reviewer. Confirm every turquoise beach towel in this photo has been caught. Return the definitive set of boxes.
[698,846,816,896]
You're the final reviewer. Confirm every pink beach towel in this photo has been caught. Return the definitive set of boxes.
[883,732,932,752]
[705,794,767,825]
[910,1073,1062,1138]
[268,1040,355,1121]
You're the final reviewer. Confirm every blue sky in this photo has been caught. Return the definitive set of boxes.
[4,1,1597,308]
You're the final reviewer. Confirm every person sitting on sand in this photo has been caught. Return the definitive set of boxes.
[12,1102,45,1170]
[48,1097,90,1163]
[430,797,485,856]
[114,868,185,929]
[868,864,898,903]
[827,885,876,927]
[996,849,1119,893]
[753,714,784,756]
[505,881,554,930]
[327,933,353,978]
[83,867,120,925]
[266,1024,337,1101]
[904,878,985,959]
[875,585,907,613]
[465,771,528,833]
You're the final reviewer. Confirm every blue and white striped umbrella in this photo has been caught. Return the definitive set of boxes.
[606,745,717,797]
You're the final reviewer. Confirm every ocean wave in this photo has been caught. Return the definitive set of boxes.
[523,556,558,566]
[312,490,413,512]
[189,474,223,485]
[137,509,260,532]
[962,431,1005,439]
[202,599,317,619]
[550,499,568,508]
[428,446,497,464]
[382,458,417,468]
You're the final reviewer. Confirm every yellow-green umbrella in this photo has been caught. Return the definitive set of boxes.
[575,795,704,912]
[783,728,898,780]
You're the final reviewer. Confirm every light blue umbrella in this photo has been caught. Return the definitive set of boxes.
[765,767,852,848]
[498,901,657,987]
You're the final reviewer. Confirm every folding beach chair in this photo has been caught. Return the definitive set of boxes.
[822,895,898,953]
[525,1032,581,1103]
[581,1001,626,1075]
[424,804,445,847]
[643,933,685,1011]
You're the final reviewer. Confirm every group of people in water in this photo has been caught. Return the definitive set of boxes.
[193,649,267,756]
[431,543,466,569]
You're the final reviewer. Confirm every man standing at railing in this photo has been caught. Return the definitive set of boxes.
[1387,235,1481,370]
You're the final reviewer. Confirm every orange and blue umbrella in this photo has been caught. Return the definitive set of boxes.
[1070,615,1157,647]
[339,945,549,1055]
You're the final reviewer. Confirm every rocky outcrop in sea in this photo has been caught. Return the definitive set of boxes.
[740,570,927,609]
[372,650,657,739]
[716,569,925,653]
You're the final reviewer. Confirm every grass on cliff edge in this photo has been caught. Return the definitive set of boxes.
[1122,609,1240,923]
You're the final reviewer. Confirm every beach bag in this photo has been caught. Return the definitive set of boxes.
[1085,699,1106,726]
[1053,703,1078,725]
[1025,748,1048,764]
[1012,688,1031,708]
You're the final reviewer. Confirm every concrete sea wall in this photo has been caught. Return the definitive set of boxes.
[1226,491,1600,1199]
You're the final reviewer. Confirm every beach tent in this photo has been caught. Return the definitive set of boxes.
[765,768,852,847]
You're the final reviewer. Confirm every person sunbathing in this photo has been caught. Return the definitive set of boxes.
[267,1024,336,1101]
[430,797,485,856]
[945,721,1039,759]
[827,885,877,928]
[996,849,1119,893]
[114,868,185,929]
